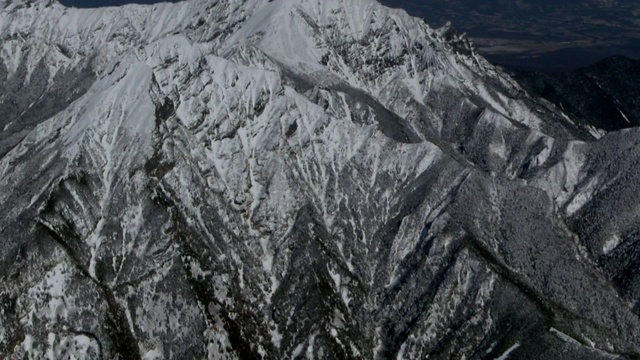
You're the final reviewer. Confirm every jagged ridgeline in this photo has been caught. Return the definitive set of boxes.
[1,0,640,359]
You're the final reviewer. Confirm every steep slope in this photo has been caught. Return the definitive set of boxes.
[515,55,640,132]
[1,0,640,359]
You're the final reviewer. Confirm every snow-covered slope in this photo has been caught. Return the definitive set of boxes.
[1,0,640,359]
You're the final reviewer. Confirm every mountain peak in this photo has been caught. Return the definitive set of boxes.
[2,0,640,359]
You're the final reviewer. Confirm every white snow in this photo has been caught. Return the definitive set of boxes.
[306,332,318,359]
[603,234,623,255]
[586,124,607,139]
[292,343,305,358]
[1,0,628,357]
[549,327,581,344]
[494,343,520,360]
[617,107,631,124]
[143,349,163,360]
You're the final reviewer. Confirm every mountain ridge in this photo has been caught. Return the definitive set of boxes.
[2,0,640,359]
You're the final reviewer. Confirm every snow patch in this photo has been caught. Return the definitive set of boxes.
[603,234,623,255]
[617,107,631,124]
[494,343,520,360]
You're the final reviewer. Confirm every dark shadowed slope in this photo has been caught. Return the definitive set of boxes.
[514,56,640,132]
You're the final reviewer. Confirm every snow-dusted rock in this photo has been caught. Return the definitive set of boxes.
[1,0,640,359]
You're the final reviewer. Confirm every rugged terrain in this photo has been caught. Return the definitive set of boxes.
[2,0,640,359]
[515,55,640,132]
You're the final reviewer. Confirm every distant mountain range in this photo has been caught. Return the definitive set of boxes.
[382,0,640,70]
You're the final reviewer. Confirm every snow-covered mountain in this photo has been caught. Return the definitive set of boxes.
[2,0,640,359]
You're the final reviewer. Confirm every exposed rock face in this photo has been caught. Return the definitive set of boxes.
[1,0,640,359]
